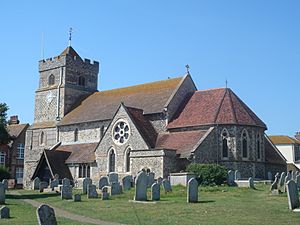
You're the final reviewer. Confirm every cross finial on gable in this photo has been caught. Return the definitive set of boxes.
[225,78,228,88]
[68,27,73,47]
[185,64,190,75]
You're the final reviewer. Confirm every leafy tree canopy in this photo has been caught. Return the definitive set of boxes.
[0,103,11,144]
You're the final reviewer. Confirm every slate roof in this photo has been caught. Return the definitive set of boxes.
[59,76,184,125]
[168,88,266,129]
[155,129,210,158]
[268,136,300,145]
[265,136,287,164]
[126,106,158,148]
[7,124,29,138]
[55,142,98,163]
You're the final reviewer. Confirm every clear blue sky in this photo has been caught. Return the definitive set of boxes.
[0,1,299,136]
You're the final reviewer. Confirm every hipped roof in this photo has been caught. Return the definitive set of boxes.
[268,136,300,145]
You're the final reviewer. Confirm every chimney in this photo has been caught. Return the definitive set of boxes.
[295,132,300,141]
[9,115,19,125]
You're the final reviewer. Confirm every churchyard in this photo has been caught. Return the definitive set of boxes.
[0,182,300,225]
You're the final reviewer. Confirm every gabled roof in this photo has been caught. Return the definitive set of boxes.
[155,129,211,158]
[60,46,81,59]
[59,76,184,125]
[168,88,266,129]
[7,124,29,138]
[268,135,300,145]
[126,106,157,148]
[55,142,98,163]
[32,150,72,180]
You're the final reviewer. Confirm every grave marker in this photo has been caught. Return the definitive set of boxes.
[187,178,198,203]
[0,206,9,219]
[36,204,57,225]
[134,171,148,201]
[151,183,160,201]
[286,180,300,211]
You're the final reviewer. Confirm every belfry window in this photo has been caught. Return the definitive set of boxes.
[48,74,55,86]
[109,149,116,172]
[78,76,85,86]
[242,130,248,158]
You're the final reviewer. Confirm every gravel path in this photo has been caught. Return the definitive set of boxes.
[10,191,126,225]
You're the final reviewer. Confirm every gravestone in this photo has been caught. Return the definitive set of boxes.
[286,180,300,210]
[108,172,118,184]
[36,204,57,225]
[151,183,160,201]
[61,178,72,200]
[0,206,9,219]
[73,194,81,202]
[248,177,254,189]
[101,186,109,200]
[291,171,296,181]
[87,184,98,198]
[39,182,48,193]
[111,182,122,195]
[0,183,5,204]
[147,172,155,188]
[162,179,172,193]
[50,179,59,190]
[187,178,198,203]
[270,176,279,191]
[2,179,8,190]
[296,175,300,190]
[279,172,286,187]
[54,174,59,180]
[267,171,272,180]
[157,177,163,185]
[287,172,292,180]
[227,170,235,186]
[83,177,92,194]
[122,175,132,191]
[134,171,148,201]
[283,175,290,193]
[99,176,109,190]
[33,177,40,190]
[234,170,241,180]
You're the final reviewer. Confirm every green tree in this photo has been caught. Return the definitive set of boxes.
[0,103,11,144]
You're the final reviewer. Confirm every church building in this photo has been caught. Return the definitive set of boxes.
[23,45,286,188]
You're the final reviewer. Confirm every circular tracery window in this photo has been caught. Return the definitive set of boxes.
[112,120,130,145]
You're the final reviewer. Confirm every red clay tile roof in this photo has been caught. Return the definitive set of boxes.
[126,106,158,148]
[168,88,266,129]
[265,136,287,164]
[55,142,98,163]
[155,130,209,158]
[7,124,29,138]
[59,76,184,125]
[268,136,300,145]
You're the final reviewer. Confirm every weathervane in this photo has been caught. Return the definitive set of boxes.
[185,64,190,75]
[68,27,73,46]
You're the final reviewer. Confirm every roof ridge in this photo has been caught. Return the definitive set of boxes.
[213,88,228,123]
[195,87,229,92]
[228,89,238,124]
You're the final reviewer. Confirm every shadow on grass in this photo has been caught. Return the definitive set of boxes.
[198,200,215,203]
[6,193,60,200]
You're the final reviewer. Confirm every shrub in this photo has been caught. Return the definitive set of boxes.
[0,166,10,181]
[186,163,227,186]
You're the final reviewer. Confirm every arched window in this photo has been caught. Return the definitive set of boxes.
[108,149,116,172]
[48,74,55,86]
[125,148,131,172]
[257,134,261,160]
[221,129,229,158]
[242,130,248,158]
[74,128,78,142]
[78,76,85,86]
[40,131,45,145]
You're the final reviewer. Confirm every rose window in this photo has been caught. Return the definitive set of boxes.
[112,120,130,145]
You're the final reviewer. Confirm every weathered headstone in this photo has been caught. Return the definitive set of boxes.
[270,176,279,191]
[234,170,241,180]
[287,172,292,180]
[54,174,59,180]
[0,206,9,219]
[151,183,160,201]
[157,177,163,185]
[61,178,72,200]
[36,204,57,225]
[187,178,198,203]
[286,180,300,210]
[83,177,92,194]
[33,177,40,190]
[99,176,109,189]
[279,172,286,187]
[111,182,122,195]
[147,172,155,188]
[87,184,98,198]
[122,175,132,191]
[50,179,59,190]
[134,171,148,201]
[101,186,109,200]
[283,175,290,193]
[0,183,5,204]
[248,177,254,189]
[291,171,296,181]
[296,175,300,190]
[2,179,8,190]
[73,194,81,202]
[39,181,48,193]
[108,172,118,184]
[267,171,272,180]
[227,170,235,186]
[162,179,172,193]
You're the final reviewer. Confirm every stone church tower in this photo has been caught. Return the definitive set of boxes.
[23,46,99,187]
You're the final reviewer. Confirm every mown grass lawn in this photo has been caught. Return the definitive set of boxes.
[2,184,300,225]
